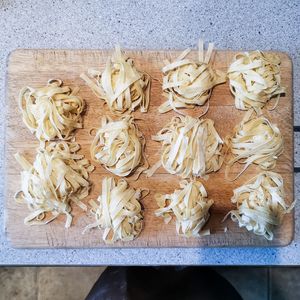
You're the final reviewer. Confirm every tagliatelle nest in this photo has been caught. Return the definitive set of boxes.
[227,51,285,114]
[147,115,223,179]
[83,177,148,243]
[224,172,294,240]
[14,142,94,228]
[19,79,85,142]
[225,110,284,181]
[155,180,213,237]
[90,116,147,178]
[81,46,150,114]
[159,40,226,114]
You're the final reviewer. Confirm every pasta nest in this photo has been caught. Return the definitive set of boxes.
[155,180,213,237]
[84,177,147,243]
[81,46,150,114]
[148,115,223,179]
[225,172,294,240]
[91,116,146,177]
[227,51,285,113]
[159,40,226,113]
[225,110,284,180]
[19,79,84,141]
[14,142,94,228]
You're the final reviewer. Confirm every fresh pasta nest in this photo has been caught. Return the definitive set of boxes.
[225,110,284,180]
[227,51,285,113]
[19,79,84,141]
[159,40,226,113]
[225,172,293,240]
[81,46,150,114]
[14,142,94,228]
[90,116,146,177]
[155,180,213,237]
[147,115,223,179]
[83,177,146,243]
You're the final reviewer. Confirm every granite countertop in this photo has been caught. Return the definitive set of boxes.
[0,0,299,265]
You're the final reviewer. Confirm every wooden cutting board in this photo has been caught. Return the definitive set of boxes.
[5,49,293,248]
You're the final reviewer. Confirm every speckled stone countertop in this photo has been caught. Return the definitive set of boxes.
[0,0,299,265]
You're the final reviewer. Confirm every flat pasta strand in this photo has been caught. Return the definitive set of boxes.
[81,46,150,114]
[14,142,94,228]
[225,110,284,180]
[83,177,147,243]
[227,51,285,114]
[19,79,84,142]
[90,115,147,178]
[155,180,213,237]
[147,115,223,179]
[224,171,294,240]
[159,40,226,114]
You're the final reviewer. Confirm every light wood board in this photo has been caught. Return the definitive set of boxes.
[5,49,294,248]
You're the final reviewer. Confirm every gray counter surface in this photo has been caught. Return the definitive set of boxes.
[1,0,299,265]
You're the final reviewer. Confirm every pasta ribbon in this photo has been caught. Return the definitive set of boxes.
[81,46,150,114]
[83,177,147,243]
[224,171,294,240]
[155,180,213,237]
[228,51,285,113]
[14,142,94,228]
[159,40,226,114]
[225,110,284,180]
[19,79,84,141]
[147,115,223,178]
[90,116,147,177]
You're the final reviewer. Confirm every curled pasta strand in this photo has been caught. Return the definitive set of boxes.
[83,177,145,243]
[155,180,213,237]
[225,110,284,181]
[227,51,285,114]
[159,40,226,114]
[81,46,150,114]
[15,142,94,228]
[91,116,148,178]
[19,79,84,141]
[147,115,223,179]
[224,171,294,240]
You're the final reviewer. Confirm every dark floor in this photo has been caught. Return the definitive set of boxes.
[214,267,300,300]
[0,267,299,300]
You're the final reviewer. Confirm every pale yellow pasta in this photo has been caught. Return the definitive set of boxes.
[90,116,147,178]
[159,40,226,114]
[14,142,94,228]
[155,180,213,237]
[19,79,84,142]
[225,110,284,180]
[83,177,147,243]
[81,46,150,114]
[228,51,285,113]
[225,171,294,240]
[147,115,223,179]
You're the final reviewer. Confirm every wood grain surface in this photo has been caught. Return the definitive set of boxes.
[5,49,294,248]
